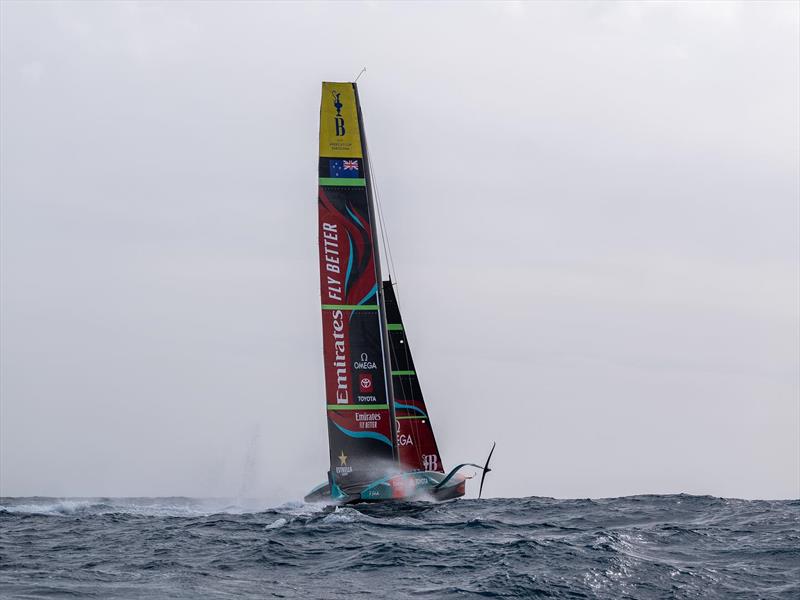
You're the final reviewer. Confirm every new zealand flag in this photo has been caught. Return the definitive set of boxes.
[329,159,360,178]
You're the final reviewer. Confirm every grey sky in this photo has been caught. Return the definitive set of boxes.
[1,1,798,502]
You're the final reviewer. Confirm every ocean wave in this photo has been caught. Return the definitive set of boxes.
[1,495,797,599]
[0,499,110,516]
[320,505,363,524]
[0,497,328,518]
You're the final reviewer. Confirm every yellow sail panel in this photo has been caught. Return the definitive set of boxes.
[320,82,363,158]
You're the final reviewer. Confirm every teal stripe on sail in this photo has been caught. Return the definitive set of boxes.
[394,402,427,417]
[344,233,354,292]
[357,283,378,306]
[331,420,392,447]
[345,205,365,229]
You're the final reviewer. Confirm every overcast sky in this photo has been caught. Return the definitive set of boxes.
[1,1,798,502]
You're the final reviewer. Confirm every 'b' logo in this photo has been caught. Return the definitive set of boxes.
[335,117,346,136]
[332,91,346,136]
[423,454,438,471]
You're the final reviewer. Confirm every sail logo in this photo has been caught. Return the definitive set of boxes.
[331,309,349,403]
[332,90,346,137]
[355,411,380,430]
[335,449,352,476]
[321,222,342,301]
[397,433,414,446]
[320,82,363,158]
[333,91,342,116]
[396,419,414,446]
[359,373,373,393]
[353,352,377,370]
[422,454,438,471]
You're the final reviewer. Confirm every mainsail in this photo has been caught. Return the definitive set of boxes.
[317,82,395,492]
[383,281,445,473]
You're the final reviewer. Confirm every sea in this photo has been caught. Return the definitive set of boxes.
[0,495,797,599]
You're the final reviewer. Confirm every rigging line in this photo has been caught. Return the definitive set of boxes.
[353,80,392,282]
[370,157,393,280]
[374,186,402,309]
[354,67,367,83]
[356,92,400,305]
[365,140,398,287]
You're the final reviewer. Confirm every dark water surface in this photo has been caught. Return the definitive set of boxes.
[1,495,797,598]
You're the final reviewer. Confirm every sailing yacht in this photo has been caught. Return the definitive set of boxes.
[305,81,492,504]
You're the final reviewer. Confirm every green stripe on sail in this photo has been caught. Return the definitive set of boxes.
[387,323,403,331]
[397,415,427,420]
[321,304,379,311]
[327,404,389,411]
[392,370,416,376]
[319,177,366,187]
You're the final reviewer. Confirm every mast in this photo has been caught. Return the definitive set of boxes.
[353,82,399,465]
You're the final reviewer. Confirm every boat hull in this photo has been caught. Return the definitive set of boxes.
[304,470,466,504]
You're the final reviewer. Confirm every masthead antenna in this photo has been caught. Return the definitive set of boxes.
[354,67,367,83]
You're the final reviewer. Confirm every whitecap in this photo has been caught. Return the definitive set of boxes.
[264,517,289,530]
[321,506,362,524]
